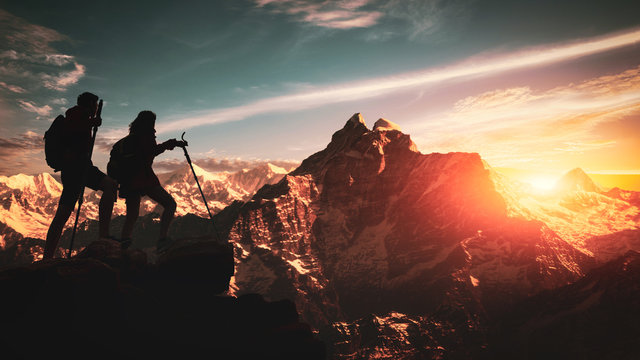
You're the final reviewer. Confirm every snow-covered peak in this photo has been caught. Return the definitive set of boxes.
[0,172,62,195]
[266,163,289,174]
[556,168,602,193]
[189,163,227,182]
[159,163,227,185]
[239,162,289,176]
[347,113,367,127]
[0,173,37,189]
[373,118,402,132]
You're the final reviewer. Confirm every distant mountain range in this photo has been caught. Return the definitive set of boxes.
[1,114,639,358]
[0,162,291,262]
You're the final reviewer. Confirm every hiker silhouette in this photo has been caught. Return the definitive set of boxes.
[108,110,185,251]
[44,92,118,259]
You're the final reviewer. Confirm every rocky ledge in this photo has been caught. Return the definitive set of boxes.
[0,239,325,360]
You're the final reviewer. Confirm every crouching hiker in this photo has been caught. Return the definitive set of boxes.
[43,92,118,259]
[108,110,185,251]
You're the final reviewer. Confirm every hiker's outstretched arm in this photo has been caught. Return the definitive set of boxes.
[159,138,179,152]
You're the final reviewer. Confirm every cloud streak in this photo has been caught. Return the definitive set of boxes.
[18,100,53,117]
[411,66,640,171]
[0,81,26,93]
[154,27,640,135]
[256,0,383,29]
[0,9,85,93]
[42,62,86,91]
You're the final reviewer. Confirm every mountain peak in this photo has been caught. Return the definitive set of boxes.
[293,114,421,176]
[556,168,601,193]
[265,163,289,174]
[373,118,402,132]
[347,113,367,128]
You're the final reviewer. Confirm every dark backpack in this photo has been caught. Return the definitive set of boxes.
[43,114,67,172]
[107,135,137,182]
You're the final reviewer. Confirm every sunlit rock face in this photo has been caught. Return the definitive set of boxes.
[226,114,595,341]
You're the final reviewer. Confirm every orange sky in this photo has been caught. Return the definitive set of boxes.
[496,168,640,192]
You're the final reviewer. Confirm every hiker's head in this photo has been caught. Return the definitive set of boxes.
[77,92,99,111]
[129,110,156,134]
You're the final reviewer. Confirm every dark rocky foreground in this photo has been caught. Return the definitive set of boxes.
[486,250,640,360]
[0,239,325,360]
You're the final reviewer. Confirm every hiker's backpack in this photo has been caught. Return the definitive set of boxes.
[43,114,67,172]
[107,135,137,182]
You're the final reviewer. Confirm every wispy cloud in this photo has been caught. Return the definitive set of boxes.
[377,0,470,40]
[51,98,68,105]
[151,27,640,135]
[412,66,640,170]
[0,9,85,93]
[255,0,383,29]
[42,62,86,91]
[0,81,26,93]
[255,0,469,39]
[18,100,53,117]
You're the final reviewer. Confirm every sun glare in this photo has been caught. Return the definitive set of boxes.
[525,176,558,192]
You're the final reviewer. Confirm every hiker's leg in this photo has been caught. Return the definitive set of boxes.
[44,169,82,259]
[97,176,117,238]
[122,194,141,240]
[146,186,176,239]
[44,201,75,259]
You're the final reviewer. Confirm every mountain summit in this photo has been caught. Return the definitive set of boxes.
[224,114,596,359]
[372,118,402,132]
[556,167,602,193]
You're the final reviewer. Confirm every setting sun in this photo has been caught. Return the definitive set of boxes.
[524,176,558,192]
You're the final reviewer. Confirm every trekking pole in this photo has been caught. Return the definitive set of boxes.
[179,132,222,243]
[68,99,102,258]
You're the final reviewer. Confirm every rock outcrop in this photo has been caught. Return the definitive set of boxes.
[0,239,325,360]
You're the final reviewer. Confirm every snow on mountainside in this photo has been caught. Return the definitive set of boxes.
[0,163,291,241]
[158,162,290,217]
[0,173,61,243]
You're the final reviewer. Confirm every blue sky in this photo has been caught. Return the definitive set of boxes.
[1,0,639,182]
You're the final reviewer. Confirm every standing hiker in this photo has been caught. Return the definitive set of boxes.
[108,110,184,251]
[43,92,118,259]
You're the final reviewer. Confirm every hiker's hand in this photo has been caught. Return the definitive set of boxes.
[175,140,187,148]
[164,138,178,150]
[91,116,102,127]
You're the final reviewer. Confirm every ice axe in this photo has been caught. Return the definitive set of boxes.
[68,99,102,258]
[179,132,222,243]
